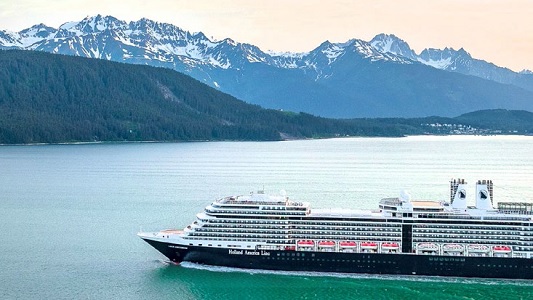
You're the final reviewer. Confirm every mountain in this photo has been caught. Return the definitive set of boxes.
[2,50,530,144]
[370,34,418,61]
[2,15,533,118]
[454,109,533,133]
[370,34,533,93]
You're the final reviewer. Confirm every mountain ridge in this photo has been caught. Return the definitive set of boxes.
[2,15,533,118]
[1,50,531,144]
[2,15,531,75]
[0,49,421,144]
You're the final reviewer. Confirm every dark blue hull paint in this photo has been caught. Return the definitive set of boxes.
[142,239,533,279]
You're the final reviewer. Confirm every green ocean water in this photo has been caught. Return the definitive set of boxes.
[1,136,533,299]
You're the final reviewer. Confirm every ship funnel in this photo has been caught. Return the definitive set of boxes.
[450,178,467,210]
[475,179,494,210]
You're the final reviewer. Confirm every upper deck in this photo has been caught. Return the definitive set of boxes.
[216,190,309,208]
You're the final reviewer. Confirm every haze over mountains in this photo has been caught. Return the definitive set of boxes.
[1,15,533,118]
[1,50,531,144]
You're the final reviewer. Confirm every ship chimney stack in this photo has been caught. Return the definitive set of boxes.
[475,179,494,210]
[450,178,467,210]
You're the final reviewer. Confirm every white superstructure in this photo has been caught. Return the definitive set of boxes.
[139,179,533,259]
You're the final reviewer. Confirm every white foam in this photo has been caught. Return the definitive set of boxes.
[177,261,533,286]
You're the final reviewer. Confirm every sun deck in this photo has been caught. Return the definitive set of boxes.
[309,208,383,218]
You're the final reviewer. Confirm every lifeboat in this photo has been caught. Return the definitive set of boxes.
[493,245,512,253]
[417,243,439,254]
[360,242,378,249]
[443,244,464,252]
[380,242,400,253]
[318,240,336,248]
[339,241,357,248]
[297,240,314,247]
[339,241,357,252]
[442,244,464,256]
[318,240,336,252]
[467,244,490,253]
[381,242,400,250]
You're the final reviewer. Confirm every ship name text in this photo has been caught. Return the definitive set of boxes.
[228,249,271,256]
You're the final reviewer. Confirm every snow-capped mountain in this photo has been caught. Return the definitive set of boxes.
[0,15,411,79]
[269,39,413,81]
[18,24,57,46]
[0,15,269,72]
[368,34,533,92]
[417,47,533,91]
[2,15,533,117]
[370,34,418,61]
[418,47,472,70]
[0,31,20,48]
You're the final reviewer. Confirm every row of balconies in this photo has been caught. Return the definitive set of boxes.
[200,218,289,224]
[192,229,401,240]
[291,222,400,228]
[414,229,521,235]
[198,223,400,233]
[189,232,285,237]
[196,228,287,234]
[291,235,401,241]
[290,230,400,237]
[413,238,533,250]
[413,232,520,239]
[292,226,400,231]
[413,225,525,230]
[205,209,305,216]
[185,236,288,243]
[412,237,527,244]
[189,231,401,241]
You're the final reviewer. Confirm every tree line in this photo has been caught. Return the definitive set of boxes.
[0,50,530,144]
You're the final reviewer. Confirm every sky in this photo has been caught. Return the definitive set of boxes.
[0,0,532,72]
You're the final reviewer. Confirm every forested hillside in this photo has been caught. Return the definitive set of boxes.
[0,50,421,144]
[0,50,530,144]
[455,110,533,133]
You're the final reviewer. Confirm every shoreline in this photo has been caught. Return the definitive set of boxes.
[1,133,531,146]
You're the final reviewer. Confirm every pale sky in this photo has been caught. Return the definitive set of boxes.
[1,0,532,72]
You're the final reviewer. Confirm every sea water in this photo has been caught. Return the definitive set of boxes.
[1,136,533,299]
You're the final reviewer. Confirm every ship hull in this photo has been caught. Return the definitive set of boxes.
[142,238,533,280]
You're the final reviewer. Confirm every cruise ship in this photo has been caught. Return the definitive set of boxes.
[138,179,533,279]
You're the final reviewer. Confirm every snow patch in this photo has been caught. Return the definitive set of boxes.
[418,57,452,69]
[208,56,231,69]
[59,21,78,30]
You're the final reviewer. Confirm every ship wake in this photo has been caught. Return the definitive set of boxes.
[177,261,533,287]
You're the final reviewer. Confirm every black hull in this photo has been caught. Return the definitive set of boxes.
[142,239,533,279]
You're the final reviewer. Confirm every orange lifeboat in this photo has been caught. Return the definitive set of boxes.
[360,242,378,249]
[339,241,357,248]
[318,240,336,248]
[493,245,512,253]
[297,240,314,247]
[381,242,400,249]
